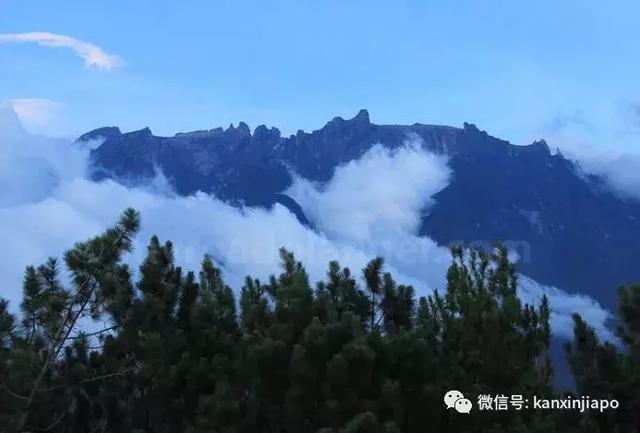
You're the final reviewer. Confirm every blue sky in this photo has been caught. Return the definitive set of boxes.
[1,0,639,152]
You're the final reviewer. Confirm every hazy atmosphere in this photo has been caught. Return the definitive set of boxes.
[1,2,639,432]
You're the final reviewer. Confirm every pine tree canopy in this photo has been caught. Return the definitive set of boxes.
[0,209,637,432]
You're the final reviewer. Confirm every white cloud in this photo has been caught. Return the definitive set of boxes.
[519,276,615,342]
[550,137,640,201]
[0,32,123,70]
[0,107,614,342]
[286,140,454,292]
[0,104,88,206]
[534,106,640,202]
[579,153,640,201]
[287,140,451,243]
[5,98,62,133]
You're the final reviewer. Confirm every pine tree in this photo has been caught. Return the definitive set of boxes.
[363,257,384,332]
[5,208,141,433]
[2,209,634,433]
[566,284,640,431]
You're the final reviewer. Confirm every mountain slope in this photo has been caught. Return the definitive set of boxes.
[84,110,640,309]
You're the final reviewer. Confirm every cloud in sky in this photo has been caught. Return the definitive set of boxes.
[0,32,122,70]
[533,106,640,202]
[5,98,63,133]
[577,153,640,201]
[287,141,451,243]
[545,134,640,202]
[0,107,614,341]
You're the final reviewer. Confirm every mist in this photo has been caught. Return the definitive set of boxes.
[548,136,640,202]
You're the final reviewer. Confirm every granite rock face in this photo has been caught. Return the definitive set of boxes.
[85,110,640,309]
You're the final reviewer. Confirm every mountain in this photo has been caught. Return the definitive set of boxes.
[83,110,640,310]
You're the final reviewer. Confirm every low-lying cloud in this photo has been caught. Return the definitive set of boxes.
[5,98,63,134]
[287,142,451,243]
[552,139,640,202]
[0,32,122,70]
[580,154,640,201]
[0,107,613,341]
[0,106,88,206]
[540,107,640,202]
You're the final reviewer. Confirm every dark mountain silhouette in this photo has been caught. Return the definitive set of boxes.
[83,110,640,310]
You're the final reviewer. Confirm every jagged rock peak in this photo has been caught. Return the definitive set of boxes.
[325,109,371,129]
[352,108,370,124]
[254,124,281,140]
[463,122,480,132]
[528,139,551,155]
[76,126,121,143]
[225,122,251,136]
[237,121,251,135]
[127,127,153,137]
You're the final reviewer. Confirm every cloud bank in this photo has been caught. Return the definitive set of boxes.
[287,142,451,243]
[4,98,63,134]
[540,106,640,202]
[0,107,613,341]
[579,154,640,201]
[0,32,122,70]
[551,139,640,202]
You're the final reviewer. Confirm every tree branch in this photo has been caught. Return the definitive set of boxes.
[40,366,138,393]
[67,325,119,340]
[0,374,28,401]
[16,229,129,431]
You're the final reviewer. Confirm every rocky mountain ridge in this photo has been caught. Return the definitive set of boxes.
[84,110,640,309]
